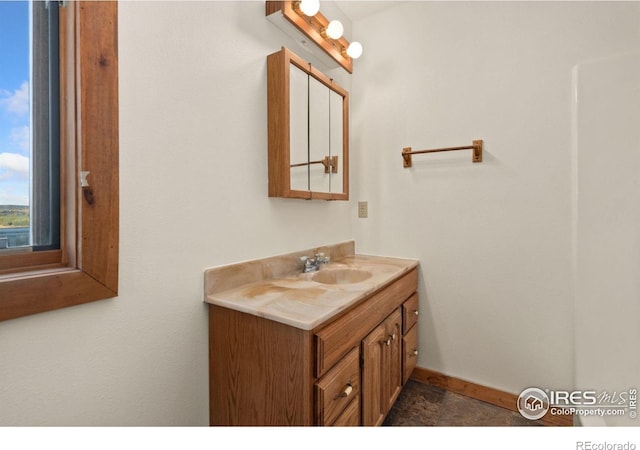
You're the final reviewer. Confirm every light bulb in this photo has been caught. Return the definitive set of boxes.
[346,41,363,59]
[299,0,320,16]
[325,20,344,39]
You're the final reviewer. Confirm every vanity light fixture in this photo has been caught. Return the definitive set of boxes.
[266,1,362,74]
[324,20,344,40]
[345,41,363,59]
[297,0,320,16]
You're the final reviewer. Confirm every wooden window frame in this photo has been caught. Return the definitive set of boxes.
[0,1,119,321]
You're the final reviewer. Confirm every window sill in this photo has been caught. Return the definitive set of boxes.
[0,268,117,321]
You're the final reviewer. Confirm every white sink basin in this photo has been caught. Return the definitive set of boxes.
[312,268,372,285]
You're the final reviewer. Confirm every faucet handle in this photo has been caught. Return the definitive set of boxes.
[315,253,330,264]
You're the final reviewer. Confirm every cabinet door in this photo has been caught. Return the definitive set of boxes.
[362,320,385,426]
[308,76,344,195]
[308,75,330,193]
[328,89,343,194]
[289,64,310,192]
[361,308,402,426]
[385,309,403,411]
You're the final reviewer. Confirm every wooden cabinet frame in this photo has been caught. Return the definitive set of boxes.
[267,47,349,201]
[0,2,119,321]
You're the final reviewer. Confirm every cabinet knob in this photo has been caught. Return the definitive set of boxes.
[412,349,418,357]
[339,383,353,398]
[413,310,419,316]
[384,336,392,346]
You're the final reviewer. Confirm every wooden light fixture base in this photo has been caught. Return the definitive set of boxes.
[266,1,354,74]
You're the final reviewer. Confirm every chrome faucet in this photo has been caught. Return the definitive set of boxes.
[300,253,330,273]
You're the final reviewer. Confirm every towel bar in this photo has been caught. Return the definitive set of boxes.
[402,140,483,167]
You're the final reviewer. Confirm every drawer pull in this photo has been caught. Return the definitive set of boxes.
[413,310,419,316]
[339,383,353,398]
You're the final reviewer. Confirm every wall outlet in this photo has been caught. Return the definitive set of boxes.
[358,201,368,218]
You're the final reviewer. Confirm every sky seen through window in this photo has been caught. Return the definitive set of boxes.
[0,1,30,207]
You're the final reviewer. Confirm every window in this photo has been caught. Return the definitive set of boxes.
[0,1,119,321]
[0,1,60,253]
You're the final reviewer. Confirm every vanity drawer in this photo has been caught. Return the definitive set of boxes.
[402,293,419,334]
[315,347,360,426]
[315,268,418,377]
[331,396,360,426]
[402,324,418,384]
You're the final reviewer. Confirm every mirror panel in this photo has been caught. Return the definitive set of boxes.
[289,63,309,192]
[309,74,330,193]
[329,89,343,194]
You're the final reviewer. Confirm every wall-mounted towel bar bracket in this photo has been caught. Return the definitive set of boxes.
[402,140,483,167]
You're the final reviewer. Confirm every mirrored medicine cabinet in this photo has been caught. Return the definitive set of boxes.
[267,47,349,200]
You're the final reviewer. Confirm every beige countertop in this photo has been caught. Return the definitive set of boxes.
[205,252,418,331]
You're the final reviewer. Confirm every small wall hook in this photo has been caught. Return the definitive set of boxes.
[80,171,90,187]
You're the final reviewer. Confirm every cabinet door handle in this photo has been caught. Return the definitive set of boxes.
[339,383,353,398]
[411,349,418,357]
[383,334,395,346]
[413,310,419,316]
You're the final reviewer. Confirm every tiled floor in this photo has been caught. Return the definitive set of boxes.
[383,380,544,426]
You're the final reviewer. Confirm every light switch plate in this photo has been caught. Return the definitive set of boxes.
[358,201,368,218]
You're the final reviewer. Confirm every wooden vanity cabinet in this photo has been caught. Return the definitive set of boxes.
[209,268,419,426]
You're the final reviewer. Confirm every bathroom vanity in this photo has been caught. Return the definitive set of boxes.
[205,242,419,426]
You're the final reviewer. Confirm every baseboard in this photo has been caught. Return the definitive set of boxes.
[410,366,573,427]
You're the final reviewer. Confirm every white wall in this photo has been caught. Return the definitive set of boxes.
[1,1,638,426]
[350,1,640,395]
[574,52,640,426]
[0,1,353,426]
